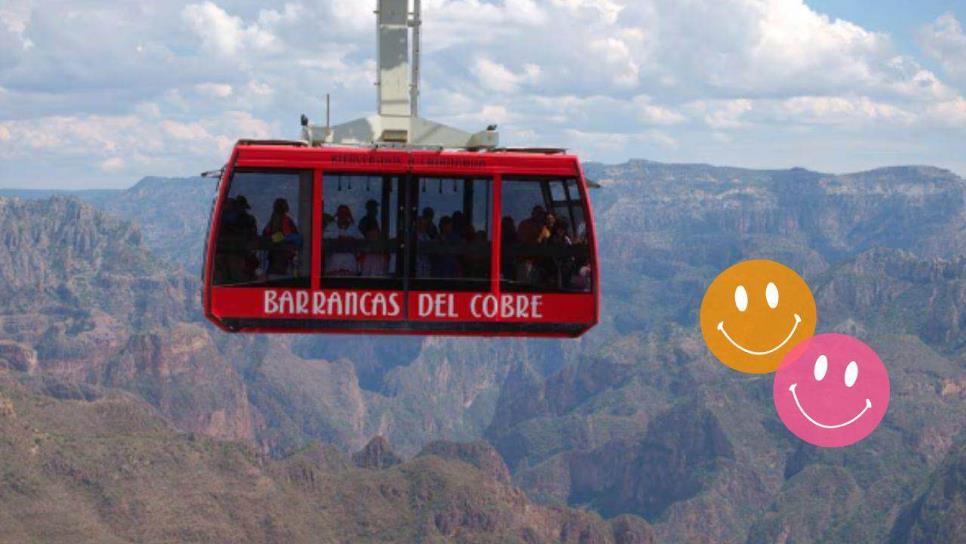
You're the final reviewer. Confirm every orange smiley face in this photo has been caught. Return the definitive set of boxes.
[700,260,817,374]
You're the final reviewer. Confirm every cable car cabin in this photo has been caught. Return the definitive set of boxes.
[203,141,599,337]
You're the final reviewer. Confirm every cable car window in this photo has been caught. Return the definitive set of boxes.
[412,177,492,291]
[213,170,313,288]
[500,177,593,293]
[322,174,402,290]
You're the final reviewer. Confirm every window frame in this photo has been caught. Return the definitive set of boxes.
[409,175,495,293]
[318,172,497,294]
[497,175,593,294]
[213,167,315,289]
[319,172,406,291]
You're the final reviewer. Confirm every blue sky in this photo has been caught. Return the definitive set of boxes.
[1,0,965,189]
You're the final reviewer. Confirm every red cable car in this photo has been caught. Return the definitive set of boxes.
[203,143,599,337]
[201,1,600,337]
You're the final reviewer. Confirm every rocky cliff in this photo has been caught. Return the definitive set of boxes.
[0,373,654,543]
[3,160,966,542]
[0,197,254,442]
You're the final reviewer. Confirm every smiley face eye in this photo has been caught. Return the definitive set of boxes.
[814,354,828,381]
[766,282,779,309]
[845,361,859,387]
[735,285,748,312]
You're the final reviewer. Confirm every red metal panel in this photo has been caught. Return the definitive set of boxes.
[574,161,601,328]
[210,287,593,325]
[211,288,405,321]
[311,170,323,290]
[214,325,583,339]
[236,146,408,173]
[233,145,581,178]
[203,145,241,328]
[491,173,503,295]
[407,292,594,323]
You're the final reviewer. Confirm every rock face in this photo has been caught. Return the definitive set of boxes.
[0,197,254,444]
[101,324,254,441]
[5,161,966,543]
[0,341,37,374]
[0,375,653,544]
[96,177,217,276]
[2,182,582,460]
[486,162,966,542]
[352,436,402,469]
[888,441,966,544]
[418,440,512,484]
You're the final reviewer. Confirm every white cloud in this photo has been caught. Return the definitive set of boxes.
[246,80,274,97]
[919,14,966,85]
[0,12,27,69]
[564,128,678,158]
[506,0,548,25]
[162,120,212,141]
[689,99,754,130]
[632,96,686,125]
[0,110,276,168]
[588,36,640,88]
[257,3,305,27]
[1,0,966,186]
[927,97,966,126]
[135,102,163,119]
[0,114,138,155]
[100,157,125,173]
[775,96,915,125]
[473,58,540,93]
[182,2,278,56]
[327,0,377,31]
[195,83,234,98]
[551,0,624,25]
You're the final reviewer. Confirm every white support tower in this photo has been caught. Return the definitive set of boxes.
[302,0,499,149]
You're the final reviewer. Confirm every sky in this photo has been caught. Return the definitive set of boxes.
[0,0,964,189]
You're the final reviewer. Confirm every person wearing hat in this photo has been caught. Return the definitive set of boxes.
[324,204,361,276]
[234,195,258,238]
[358,199,380,237]
[217,196,259,283]
[515,205,550,284]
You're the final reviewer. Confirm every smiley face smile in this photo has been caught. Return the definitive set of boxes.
[788,383,872,430]
[716,313,802,356]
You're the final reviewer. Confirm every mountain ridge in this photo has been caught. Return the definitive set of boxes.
[2,159,966,542]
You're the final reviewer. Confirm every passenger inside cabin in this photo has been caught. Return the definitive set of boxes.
[263,198,301,277]
[421,207,439,239]
[550,218,571,245]
[358,199,380,237]
[500,216,517,281]
[538,212,561,282]
[451,211,466,239]
[414,217,433,277]
[518,206,550,245]
[461,227,489,278]
[359,225,389,277]
[233,196,258,238]
[566,220,592,292]
[514,206,550,284]
[549,218,574,289]
[324,204,361,276]
[434,216,462,278]
[216,197,259,284]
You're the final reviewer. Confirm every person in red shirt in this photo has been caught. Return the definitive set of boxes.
[263,198,301,276]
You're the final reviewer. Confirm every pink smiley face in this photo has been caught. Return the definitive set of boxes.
[773,334,890,448]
